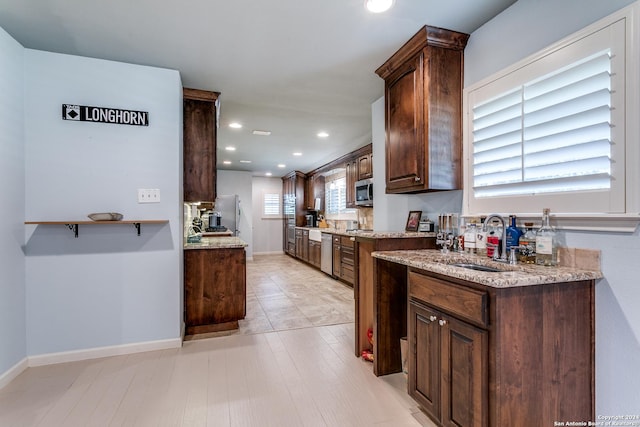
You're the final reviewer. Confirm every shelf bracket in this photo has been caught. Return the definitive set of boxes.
[133,222,141,236]
[66,224,79,238]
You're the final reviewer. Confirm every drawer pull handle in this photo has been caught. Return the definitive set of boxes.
[438,319,447,327]
[415,176,421,182]
[429,315,437,322]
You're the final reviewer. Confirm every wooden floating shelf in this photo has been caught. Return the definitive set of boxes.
[25,220,169,238]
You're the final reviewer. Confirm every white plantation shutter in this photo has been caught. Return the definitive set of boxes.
[465,16,630,216]
[263,192,281,217]
[472,51,612,198]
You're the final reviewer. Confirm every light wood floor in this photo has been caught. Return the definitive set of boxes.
[0,254,435,426]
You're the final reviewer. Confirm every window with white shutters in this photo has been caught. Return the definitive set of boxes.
[262,192,282,218]
[464,14,637,220]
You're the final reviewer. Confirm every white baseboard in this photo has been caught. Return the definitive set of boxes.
[28,337,183,367]
[0,357,28,389]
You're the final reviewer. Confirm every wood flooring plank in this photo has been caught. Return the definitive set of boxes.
[2,255,428,427]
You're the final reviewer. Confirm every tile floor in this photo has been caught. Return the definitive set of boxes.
[0,254,435,426]
[185,253,355,340]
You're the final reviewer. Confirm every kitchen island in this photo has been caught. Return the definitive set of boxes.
[184,236,248,335]
[371,249,602,427]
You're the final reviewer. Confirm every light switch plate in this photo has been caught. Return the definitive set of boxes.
[138,188,160,203]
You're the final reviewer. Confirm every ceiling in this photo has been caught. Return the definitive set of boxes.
[0,0,516,177]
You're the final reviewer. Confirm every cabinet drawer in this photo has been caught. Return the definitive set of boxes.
[341,235,355,248]
[409,271,488,327]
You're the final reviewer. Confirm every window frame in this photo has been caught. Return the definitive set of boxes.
[261,191,283,219]
[462,4,640,231]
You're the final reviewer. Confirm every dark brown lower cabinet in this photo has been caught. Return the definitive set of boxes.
[406,269,594,427]
[184,248,246,335]
[409,299,487,427]
[308,240,321,268]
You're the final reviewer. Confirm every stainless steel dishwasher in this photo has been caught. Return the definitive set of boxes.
[321,232,333,275]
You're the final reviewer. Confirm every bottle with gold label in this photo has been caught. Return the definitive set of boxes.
[518,222,536,264]
[535,208,557,266]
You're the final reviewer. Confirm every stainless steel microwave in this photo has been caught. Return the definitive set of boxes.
[355,178,373,206]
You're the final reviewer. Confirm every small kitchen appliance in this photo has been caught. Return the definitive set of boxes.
[355,178,373,206]
[305,211,318,227]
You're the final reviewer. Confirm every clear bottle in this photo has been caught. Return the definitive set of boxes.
[475,218,487,257]
[518,222,536,264]
[535,208,557,266]
[464,220,477,254]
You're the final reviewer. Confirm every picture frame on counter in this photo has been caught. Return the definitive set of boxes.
[405,210,422,232]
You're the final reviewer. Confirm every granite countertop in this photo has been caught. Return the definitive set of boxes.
[371,249,603,288]
[184,236,248,250]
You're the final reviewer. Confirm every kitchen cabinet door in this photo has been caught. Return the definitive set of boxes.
[332,236,341,278]
[183,88,219,202]
[345,160,357,208]
[409,301,441,421]
[409,299,487,427]
[358,153,373,180]
[301,229,309,261]
[308,240,321,268]
[441,315,487,427]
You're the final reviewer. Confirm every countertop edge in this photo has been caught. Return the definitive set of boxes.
[372,249,603,288]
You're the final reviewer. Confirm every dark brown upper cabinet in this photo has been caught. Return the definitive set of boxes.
[183,88,219,202]
[376,26,469,194]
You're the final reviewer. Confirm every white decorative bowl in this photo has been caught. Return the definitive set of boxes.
[88,212,124,221]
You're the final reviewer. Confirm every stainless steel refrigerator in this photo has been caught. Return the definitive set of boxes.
[214,194,240,236]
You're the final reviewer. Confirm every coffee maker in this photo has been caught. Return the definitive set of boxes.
[305,211,318,227]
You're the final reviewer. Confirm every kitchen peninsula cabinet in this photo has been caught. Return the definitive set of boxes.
[183,88,219,202]
[184,239,247,335]
[375,26,469,194]
[370,250,599,427]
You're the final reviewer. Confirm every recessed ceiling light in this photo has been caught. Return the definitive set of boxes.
[293,152,302,156]
[317,131,329,138]
[253,130,271,136]
[265,172,273,176]
[223,160,232,165]
[365,0,394,13]
[229,122,242,129]
[239,160,252,164]
[277,164,286,168]
[225,146,236,151]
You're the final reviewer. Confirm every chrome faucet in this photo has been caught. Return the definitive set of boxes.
[483,214,507,262]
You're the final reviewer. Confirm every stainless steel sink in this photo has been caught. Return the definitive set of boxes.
[450,263,503,273]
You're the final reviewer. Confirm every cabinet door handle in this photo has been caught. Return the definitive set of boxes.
[429,315,437,322]
[438,319,447,327]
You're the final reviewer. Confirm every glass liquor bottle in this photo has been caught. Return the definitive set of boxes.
[535,208,557,266]
[518,222,536,264]
[505,215,521,251]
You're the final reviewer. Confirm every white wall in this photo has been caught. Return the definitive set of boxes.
[23,50,183,356]
[217,170,254,259]
[467,0,639,416]
[251,177,284,254]
[0,27,27,382]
